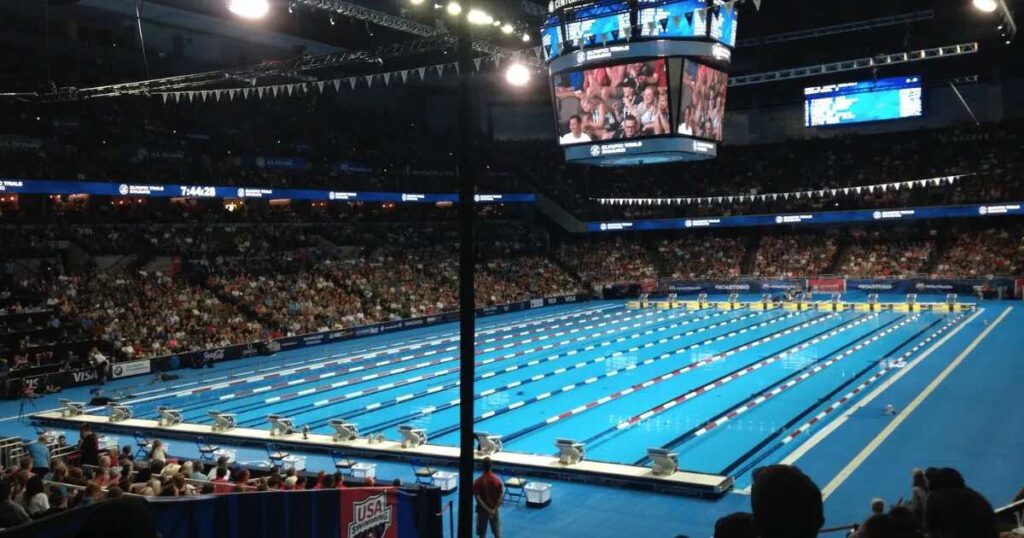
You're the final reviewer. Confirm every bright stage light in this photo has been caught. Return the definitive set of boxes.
[505,63,531,87]
[467,8,494,25]
[501,23,514,34]
[409,0,425,4]
[973,0,998,12]
[446,2,462,16]
[521,32,531,42]
[228,0,269,19]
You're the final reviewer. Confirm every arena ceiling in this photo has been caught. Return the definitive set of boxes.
[0,0,1016,99]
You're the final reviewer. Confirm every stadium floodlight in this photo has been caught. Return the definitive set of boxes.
[409,0,425,4]
[446,2,462,16]
[521,32,531,42]
[973,0,998,12]
[467,8,494,25]
[501,23,514,34]
[228,0,270,19]
[505,63,531,87]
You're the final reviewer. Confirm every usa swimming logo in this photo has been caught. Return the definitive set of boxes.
[349,492,393,537]
[590,145,602,157]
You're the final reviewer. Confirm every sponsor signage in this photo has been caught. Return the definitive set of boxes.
[0,178,534,204]
[343,489,397,538]
[587,202,1024,232]
[112,360,152,379]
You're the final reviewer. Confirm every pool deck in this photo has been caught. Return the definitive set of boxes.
[31,410,733,498]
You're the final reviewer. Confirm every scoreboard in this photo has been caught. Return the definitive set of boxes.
[545,0,737,167]
[805,76,923,127]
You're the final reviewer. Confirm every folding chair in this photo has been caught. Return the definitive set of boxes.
[331,450,356,476]
[410,457,437,486]
[133,432,153,460]
[503,470,527,506]
[195,435,220,465]
[266,443,290,468]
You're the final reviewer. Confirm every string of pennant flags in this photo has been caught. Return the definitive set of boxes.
[593,174,972,206]
[156,48,545,104]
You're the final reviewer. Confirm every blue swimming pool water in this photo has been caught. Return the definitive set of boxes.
[128,300,968,473]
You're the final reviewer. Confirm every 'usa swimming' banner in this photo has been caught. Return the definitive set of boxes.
[342,488,399,538]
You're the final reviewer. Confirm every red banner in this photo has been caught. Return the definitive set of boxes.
[341,488,399,538]
[808,278,847,293]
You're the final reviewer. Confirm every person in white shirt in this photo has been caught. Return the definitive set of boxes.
[678,106,695,136]
[559,115,592,145]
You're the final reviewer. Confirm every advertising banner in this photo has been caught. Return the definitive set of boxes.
[341,488,399,538]
[111,360,152,379]
[807,278,846,293]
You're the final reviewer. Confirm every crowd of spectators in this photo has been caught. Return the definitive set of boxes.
[556,238,659,286]
[491,122,1024,221]
[753,234,839,278]
[933,226,1024,278]
[657,236,745,280]
[840,235,935,278]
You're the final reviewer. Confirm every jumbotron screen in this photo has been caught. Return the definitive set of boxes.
[805,76,923,127]
[678,60,728,141]
[553,59,672,145]
[638,0,707,39]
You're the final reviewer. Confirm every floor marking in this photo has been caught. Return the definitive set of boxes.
[818,307,1008,499]
[780,307,984,468]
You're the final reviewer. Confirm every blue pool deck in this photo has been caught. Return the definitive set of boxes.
[3,297,1022,537]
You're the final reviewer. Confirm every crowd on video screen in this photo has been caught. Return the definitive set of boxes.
[678,61,727,141]
[554,60,671,145]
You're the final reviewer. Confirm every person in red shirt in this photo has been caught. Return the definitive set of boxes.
[472,458,504,538]
[212,467,232,494]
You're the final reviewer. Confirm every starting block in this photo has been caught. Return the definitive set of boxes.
[268,414,297,437]
[108,404,133,423]
[60,400,85,417]
[626,294,650,310]
[157,407,184,427]
[816,302,847,312]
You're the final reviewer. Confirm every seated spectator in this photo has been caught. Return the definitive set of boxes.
[0,480,30,528]
[20,475,48,518]
[212,467,232,494]
[925,486,998,538]
[148,440,167,466]
[750,465,824,538]
[78,481,104,507]
[713,512,754,538]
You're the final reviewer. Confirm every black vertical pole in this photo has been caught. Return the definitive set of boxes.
[455,4,476,538]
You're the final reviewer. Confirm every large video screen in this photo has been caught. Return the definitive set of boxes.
[553,59,672,145]
[805,76,923,127]
[542,24,563,60]
[677,60,728,141]
[709,3,738,47]
[564,2,631,48]
[639,0,707,38]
